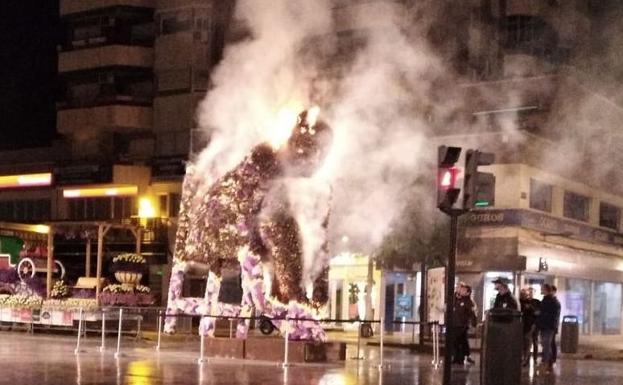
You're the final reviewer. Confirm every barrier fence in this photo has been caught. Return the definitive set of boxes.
[1,306,442,369]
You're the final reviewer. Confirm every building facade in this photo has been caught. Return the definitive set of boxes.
[0,0,622,335]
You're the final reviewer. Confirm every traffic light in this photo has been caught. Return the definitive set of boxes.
[463,149,495,209]
[437,146,462,212]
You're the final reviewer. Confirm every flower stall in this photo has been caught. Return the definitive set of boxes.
[0,221,152,329]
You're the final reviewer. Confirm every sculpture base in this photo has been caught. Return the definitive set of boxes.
[203,338,246,359]
[203,337,346,363]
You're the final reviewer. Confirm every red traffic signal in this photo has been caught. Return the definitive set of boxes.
[437,146,462,212]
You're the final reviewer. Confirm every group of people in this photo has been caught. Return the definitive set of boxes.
[451,278,561,375]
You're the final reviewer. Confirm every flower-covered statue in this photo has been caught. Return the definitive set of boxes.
[165,109,332,340]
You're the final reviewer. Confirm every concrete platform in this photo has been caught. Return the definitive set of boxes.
[206,337,347,363]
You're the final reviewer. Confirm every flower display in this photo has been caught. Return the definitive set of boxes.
[0,295,42,309]
[110,253,147,273]
[100,283,154,307]
[42,298,98,311]
[50,280,70,299]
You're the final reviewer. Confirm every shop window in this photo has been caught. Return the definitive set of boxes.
[563,191,590,222]
[529,179,552,212]
[592,282,622,335]
[599,202,620,231]
[562,278,592,334]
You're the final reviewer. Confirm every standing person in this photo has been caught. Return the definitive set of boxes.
[520,288,540,366]
[464,285,477,364]
[550,285,559,364]
[452,283,477,365]
[492,277,519,310]
[536,284,561,374]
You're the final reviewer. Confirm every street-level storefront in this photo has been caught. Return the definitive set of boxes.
[327,253,420,332]
[458,209,623,335]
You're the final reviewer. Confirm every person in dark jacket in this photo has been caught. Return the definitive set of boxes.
[492,277,519,310]
[452,283,477,365]
[536,284,561,374]
[520,288,541,366]
[551,285,558,363]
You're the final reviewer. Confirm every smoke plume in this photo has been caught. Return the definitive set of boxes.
[194,1,464,284]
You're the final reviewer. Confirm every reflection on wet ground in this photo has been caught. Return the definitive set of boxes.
[0,333,622,385]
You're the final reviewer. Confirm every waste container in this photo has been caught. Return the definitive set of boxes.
[560,315,579,354]
[480,309,522,385]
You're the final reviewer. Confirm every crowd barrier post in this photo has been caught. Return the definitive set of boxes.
[99,310,106,352]
[156,309,162,351]
[74,307,84,355]
[114,308,123,359]
[378,317,385,369]
[197,315,207,364]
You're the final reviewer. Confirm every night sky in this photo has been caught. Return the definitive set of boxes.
[0,1,59,150]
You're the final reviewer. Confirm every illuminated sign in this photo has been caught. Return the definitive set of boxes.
[63,186,138,198]
[0,173,52,189]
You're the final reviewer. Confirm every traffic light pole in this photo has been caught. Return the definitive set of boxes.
[442,209,465,385]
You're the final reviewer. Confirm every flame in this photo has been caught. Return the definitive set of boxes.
[307,106,320,127]
[262,104,321,149]
[264,102,303,149]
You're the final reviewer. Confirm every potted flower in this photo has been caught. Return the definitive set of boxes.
[110,253,146,288]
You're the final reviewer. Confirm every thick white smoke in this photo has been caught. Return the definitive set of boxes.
[195,0,333,182]
[194,1,462,285]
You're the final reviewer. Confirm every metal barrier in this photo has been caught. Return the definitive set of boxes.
[64,306,441,370]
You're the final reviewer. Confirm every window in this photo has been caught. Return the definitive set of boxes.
[169,193,181,217]
[59,67,153,109]
[529,179,552,212]
[563,191,590,222]
[60,7,154,51]
[159,10,192,35]
[599,202,620,231]
[0,199,51,223]
[504,15,562,63]
[68,197,135,221]
[593,282,622,334]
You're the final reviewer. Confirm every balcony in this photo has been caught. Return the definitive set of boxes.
[61,0,154,16]
[59,45,153,72]
[58,105,153,135]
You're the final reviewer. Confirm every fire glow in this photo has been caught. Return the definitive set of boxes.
[0,173,52,189]
[262,103,321,150]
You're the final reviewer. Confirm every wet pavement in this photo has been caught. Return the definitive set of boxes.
[0,332,622,385]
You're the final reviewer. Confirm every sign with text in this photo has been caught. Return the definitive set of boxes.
[463,209,623,248]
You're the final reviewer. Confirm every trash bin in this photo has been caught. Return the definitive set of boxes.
[561,315,579,354]
[480,309,522,385]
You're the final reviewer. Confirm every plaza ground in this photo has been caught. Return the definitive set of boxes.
[1,332,623,385]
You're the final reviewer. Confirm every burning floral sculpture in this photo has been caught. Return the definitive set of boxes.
[165,109,332,340]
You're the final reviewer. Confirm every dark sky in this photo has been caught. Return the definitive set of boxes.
[0,1,59,150]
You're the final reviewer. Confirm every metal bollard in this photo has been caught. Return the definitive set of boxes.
[411,322,416,345]
[282,318,290,368]
[378,317,385,369]
[114,308,123,359]
[74,308,84,355]
[99,310,106,352]
[229,318,233,339]
[156,310,162,351]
